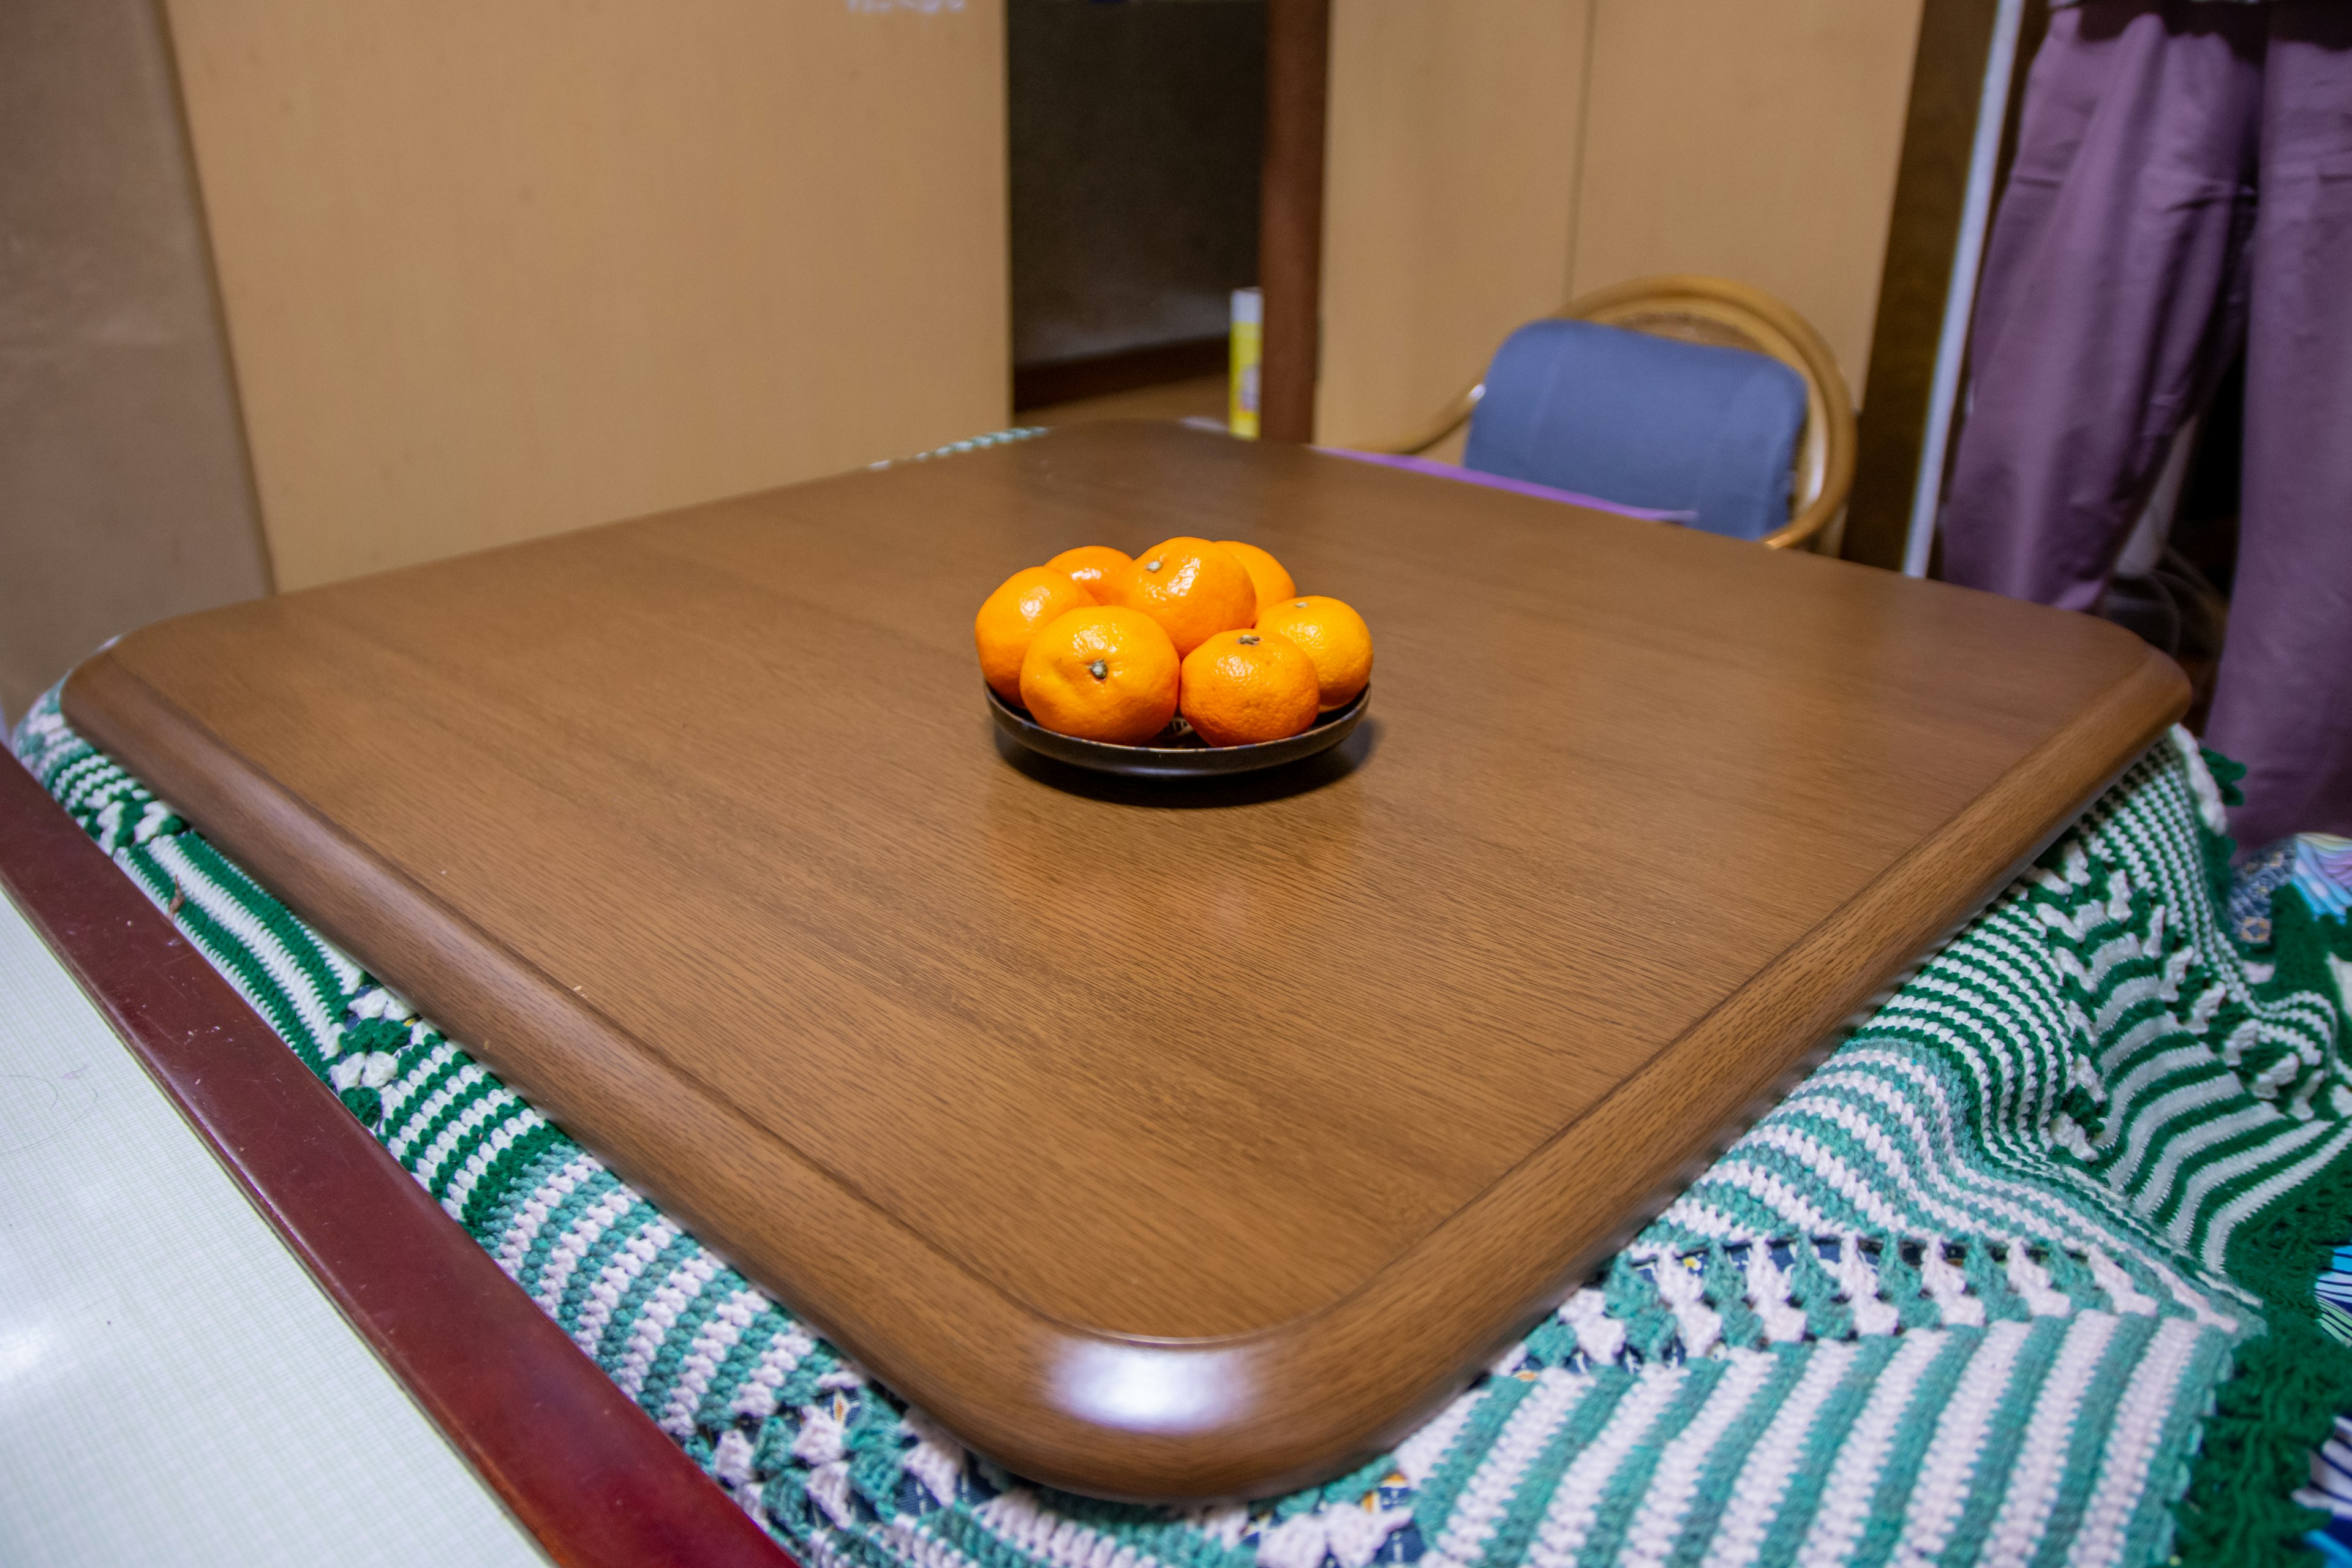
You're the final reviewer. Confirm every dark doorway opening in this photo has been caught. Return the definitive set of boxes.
[1006,0,1266,424]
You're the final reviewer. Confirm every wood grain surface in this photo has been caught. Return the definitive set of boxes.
[62,421,2186,1501]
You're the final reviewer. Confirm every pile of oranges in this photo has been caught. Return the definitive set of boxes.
[974,538,1373,747]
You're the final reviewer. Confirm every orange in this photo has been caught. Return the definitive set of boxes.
[1254,595,1373,710]
[1178,629,1320,747]
[1045,545,1134,603]
[974,567,1094,701]
[1216,540,1297,614]
[1099,537,1257,657]
[1019,606,1181,744]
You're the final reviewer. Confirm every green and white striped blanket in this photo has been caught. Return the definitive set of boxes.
[17,688,2352,1568]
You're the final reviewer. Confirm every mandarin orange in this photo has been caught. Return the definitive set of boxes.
[974,567,1095,700]
[1099,537,1257,657]
[1216,540,1297,614]
[1018,606,1181,744]
[1254,595,1373,710]
[1045,544,1134,603]
[1178,629,1320,747]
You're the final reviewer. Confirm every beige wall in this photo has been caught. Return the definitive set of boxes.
[164,1,1009,590]
[1315,0,1593,454]
[1317,0,1922,450]
[0,0,273,723]
[1570,0,1924,395]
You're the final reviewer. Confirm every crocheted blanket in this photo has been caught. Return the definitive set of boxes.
[17,688,2352,1568]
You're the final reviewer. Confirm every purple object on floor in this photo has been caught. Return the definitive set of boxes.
[1317,448,1700,524]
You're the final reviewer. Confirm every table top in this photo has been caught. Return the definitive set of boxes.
[62,421,2186,1500]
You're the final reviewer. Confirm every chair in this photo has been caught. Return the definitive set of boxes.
[1372,275,1857,551]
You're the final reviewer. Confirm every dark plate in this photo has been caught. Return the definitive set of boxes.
[986,685,1368,779]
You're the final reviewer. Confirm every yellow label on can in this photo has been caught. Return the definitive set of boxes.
[1229,288,1262,440]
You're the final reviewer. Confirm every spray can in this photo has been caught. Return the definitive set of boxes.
[1229,288,1262,439]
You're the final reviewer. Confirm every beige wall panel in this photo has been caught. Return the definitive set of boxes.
[1314,0,1590,450]
[163,1,1008,590]
[1569,0,1922,401]
[0,0,272,723]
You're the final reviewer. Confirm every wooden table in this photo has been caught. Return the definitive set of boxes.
[59,421,2185,1501]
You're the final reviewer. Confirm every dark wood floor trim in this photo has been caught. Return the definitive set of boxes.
[1847,0,2054,573]
[1012,335,1229,415]
[1257,0,1330,445]
[0,754,794,1568]
[1841,0,2006,570]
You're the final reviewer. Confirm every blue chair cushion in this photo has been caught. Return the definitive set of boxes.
[1461,318,1809,541]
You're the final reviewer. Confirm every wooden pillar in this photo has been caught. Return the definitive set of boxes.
[1842,0,2046,568]
[1258,0,1329,445]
